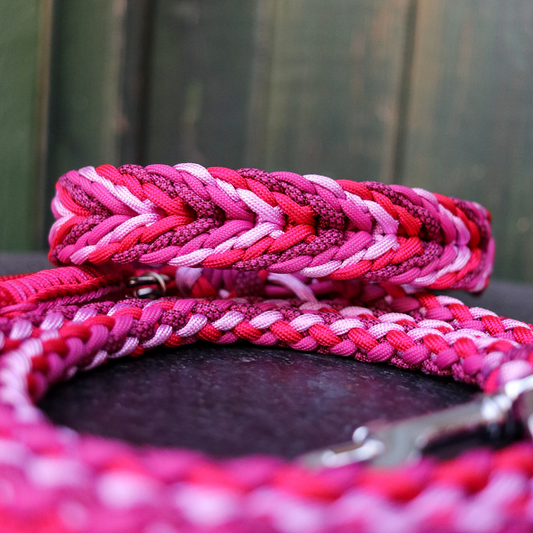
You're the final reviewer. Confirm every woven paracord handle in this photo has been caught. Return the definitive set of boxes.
[3,164,533,533]
[49,164,494,291]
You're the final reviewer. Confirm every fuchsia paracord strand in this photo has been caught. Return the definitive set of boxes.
[1,164,533,533]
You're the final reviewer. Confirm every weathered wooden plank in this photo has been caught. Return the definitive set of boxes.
[243,0,278,168]
[34,0,55,248]
[119,0,154,163]
[401,0,533,282]
[44,0,128,234]
[250,0,410,182]
[144,0,257,168]
[0,0,43,249]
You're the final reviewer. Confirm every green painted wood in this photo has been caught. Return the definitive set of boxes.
[120,0,154,163]
[144,0,257,168]
[250,0,411,182]
[401,0,533,282]
[34,0,55,249]
[44,0,127,235]
[0,0,42,250]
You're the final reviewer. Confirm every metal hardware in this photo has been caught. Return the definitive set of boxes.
[299,374,533,469]
[126,272,170,299]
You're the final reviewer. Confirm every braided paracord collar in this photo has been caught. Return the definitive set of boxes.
[1,164,533,533]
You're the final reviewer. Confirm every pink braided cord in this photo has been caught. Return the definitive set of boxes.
[3,164,533,533]
[49,164,494,291]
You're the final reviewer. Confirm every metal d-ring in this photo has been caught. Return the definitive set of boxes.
[126,272,170,299]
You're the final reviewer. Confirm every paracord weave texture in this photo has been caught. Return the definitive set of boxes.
[50,164,494,291]
[1,164,533,533]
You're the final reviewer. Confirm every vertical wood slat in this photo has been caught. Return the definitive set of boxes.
[243,0,278,169]
[44,0,128,237]
[119,0,154,164]
[401,0,533,281]
[144,0,257,168]
[0,0,50,250]
[34,0,55,248]
[249,0,411,183]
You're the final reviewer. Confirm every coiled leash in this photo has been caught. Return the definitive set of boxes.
[1,163,533,532]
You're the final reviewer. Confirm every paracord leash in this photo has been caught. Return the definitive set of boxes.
[1,164,533,533]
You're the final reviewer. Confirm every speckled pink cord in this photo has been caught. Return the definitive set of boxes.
[1,164,533,533]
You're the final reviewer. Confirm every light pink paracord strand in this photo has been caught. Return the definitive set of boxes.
[2,164,533,533]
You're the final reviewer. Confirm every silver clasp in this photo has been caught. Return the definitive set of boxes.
[127,272,170,299]
[299,374,533,469]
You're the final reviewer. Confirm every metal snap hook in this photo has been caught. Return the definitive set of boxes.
[299,374,533,469]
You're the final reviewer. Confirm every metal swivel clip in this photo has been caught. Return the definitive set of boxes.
[299,374,533,468]
[126,272,170,299]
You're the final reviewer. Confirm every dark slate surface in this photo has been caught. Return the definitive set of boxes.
[3,252,533,458]
[40,345,478,458]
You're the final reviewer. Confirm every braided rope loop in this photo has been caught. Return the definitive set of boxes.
[5,165,533,533]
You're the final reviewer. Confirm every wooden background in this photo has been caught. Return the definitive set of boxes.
[2,0,533,282]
